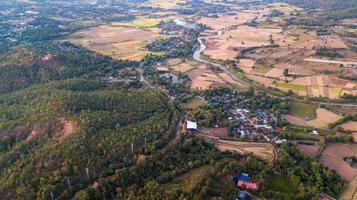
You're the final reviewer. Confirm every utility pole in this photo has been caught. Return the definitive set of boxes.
[85,168,90,178]
[50,192,54,200]
[67,178,71,190]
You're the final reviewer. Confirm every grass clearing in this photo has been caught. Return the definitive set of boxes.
[289,102,317,119]
[264,175,297,194]
[163,165,214,191]
[182,98,207,110]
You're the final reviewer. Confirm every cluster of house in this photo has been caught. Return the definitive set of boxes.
[230,108,284,143]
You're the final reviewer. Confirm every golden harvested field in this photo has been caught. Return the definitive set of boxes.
[170,59,197,73]
[320,143,357,182]
[143,0,186,9]
[215,140,276,162]
[71,25,164,61]
[112,16,170,28]
[309,108,341,128]
[283,108,341,129]
[167,58,184,66]
[286,30,347,50]
[204,26,282,60]
[340,176,357,200]
[167,59,242,90]
[197,12,258,31]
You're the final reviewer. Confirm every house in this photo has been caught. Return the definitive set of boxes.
[237,180,258,190]
[187,121,198,130]
[311,130,319,136]
[235,173,258,190]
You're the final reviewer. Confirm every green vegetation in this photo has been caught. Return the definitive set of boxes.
[289,102,317,119]
[0,79,177,199]
[0,42,138,93]
[276,82,307,91]
[163,164,214,191]
[264,175,297,194]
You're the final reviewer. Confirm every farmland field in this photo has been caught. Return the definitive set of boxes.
[320,143,357,182]
[70,24,165,61]
[289,102,317,119]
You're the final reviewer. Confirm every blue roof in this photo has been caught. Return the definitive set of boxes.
[239,173,249,181]
[239,191,252,200]
[239,191,247,198]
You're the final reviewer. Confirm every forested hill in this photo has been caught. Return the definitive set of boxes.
[0,79,178,199]
[0,42,138,94]
[282,0,357,9]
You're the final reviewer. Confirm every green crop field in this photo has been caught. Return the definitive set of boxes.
[289,102,317,119]
[276,82,307,91]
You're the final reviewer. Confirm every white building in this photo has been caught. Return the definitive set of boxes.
[187,121,198,130]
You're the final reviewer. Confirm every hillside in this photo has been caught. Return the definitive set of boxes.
[0,79,177,199]
[0,42,138,93]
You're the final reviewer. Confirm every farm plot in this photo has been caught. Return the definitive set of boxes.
[289,102,317,120]
[70,25,164,61]
[340,121,357,132]
[197,12,258,31]
[168,59,242,90]
[284,108,341,129]
[297,143,319,157]
[309,108,341,128]
[215,140,276,162]
[112,16,170,28]
[142,0,186,9]
[319,143,357,182]
[203,26,284,60]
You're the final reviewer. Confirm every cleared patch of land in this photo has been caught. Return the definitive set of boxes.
[142,0,185,9]
[182,98,207,110]
[166,59,242,90]
[215,140,275,162]
[320,143,357,182]
[340,121,357,132]
[309,108,341,128]
[204,26,283,60]
[297,143,319,157]
[284,108,341,128]
[70,25,164,61]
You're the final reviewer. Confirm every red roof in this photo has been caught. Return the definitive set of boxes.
[274,127,282,133]
[237,180,258,190]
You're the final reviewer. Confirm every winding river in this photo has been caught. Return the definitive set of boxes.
[173,19,250,89]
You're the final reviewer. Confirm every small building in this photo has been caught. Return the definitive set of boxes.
[186,121,198,130]
[237,180,258,190]
[311,130,319,136]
